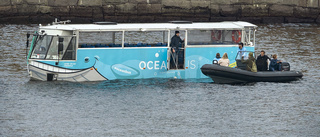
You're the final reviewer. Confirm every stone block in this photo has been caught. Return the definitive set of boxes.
[103,5,115,15]
[254,0,298,6]
[104,15,130,23]
[92,7,104,20]
[149,0,161,4]
[129,0,148,4]
[70,6,93,17]
[0,0,11,6]
[115,3,137,15]
[25,0,48,5]
[137,4,161,15]
[127,15,155,22]
[210,17,237,22]
[285,17,315,23]
[16,4,39,15]
[193,7,210,18]
[38,5,51,14]
[181,16,210,22]
[293,6,319,18]
[307,0,319,8]
[210,0,231,5]
[262,17,284,23]
[269,4,293,16]
[102,0,129,5]
[210,4,220,16]
[241,4,269,17]
[104,15,121,22]
[219,4,241,17]
[316,14,320,23]
[29,15,55,24]
[238,17,262,23]
[162,0,192,9]
[161,7,193,17]
[191,0,210,8]
[230,0,253,5]
[51,7,70,16]
[154,16,182,22]
[48,0,78,6]
[78,0,102,6]
[0,16,30,24]
[10,0,25,5]
[298,0,307,7]
[0,6,13,16]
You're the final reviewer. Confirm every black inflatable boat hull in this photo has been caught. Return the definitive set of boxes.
[201,64,303,84]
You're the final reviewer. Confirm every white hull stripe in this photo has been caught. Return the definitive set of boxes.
[29,61,85,73]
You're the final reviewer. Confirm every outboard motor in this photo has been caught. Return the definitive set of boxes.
[281,62,290,71]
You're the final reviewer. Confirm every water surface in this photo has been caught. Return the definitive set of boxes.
[0,23,319,136]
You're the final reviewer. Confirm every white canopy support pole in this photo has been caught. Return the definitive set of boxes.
[112,32,115,44]
[248,29,251,46]
[253,29,256,47]
[122,30,124,49]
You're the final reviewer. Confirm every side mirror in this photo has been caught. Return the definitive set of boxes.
[58,37,64,53]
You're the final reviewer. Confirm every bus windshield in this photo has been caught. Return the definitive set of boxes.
[31,35,76,60]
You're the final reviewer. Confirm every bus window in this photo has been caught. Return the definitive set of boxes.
[79,31,123,48]
[187,30,242,45]
[124,31,168,47]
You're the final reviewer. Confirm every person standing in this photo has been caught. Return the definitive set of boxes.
[237,42,247,57]
[218,53,230,67]
[170,31,184,69]
[256,50,271,71]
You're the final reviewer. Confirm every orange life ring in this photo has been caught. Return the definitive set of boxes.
[232,30,241,43]
[211,30,221,41]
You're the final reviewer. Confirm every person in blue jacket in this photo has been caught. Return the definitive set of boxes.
[269,54,282,71]
[237,42,247,57]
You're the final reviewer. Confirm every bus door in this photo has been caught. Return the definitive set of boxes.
[168,30,185,70]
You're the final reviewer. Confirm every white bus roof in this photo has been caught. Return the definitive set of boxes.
[40,21,257,32]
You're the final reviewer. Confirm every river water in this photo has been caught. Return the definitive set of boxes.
[0,23,319,136]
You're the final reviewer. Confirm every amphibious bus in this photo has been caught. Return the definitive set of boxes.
[26,20,257,81]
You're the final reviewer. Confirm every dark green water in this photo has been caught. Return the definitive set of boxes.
[0,23,319,136]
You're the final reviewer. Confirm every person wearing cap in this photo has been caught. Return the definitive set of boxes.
[256,50,271,71]
[241,52,257,72]
[170,31,184,69]
[170,31,184,52]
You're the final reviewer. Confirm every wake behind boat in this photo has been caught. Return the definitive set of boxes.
[201,64,303,84]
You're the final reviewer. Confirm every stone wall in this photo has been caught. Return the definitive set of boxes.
[0,0,319,24]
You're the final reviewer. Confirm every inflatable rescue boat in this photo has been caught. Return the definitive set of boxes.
[201,51,303,84]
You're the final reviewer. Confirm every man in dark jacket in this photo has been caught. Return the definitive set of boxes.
[170,31,184,69]
[170,31,184,52]
[256,50,271,71]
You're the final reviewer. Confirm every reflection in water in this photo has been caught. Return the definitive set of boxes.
[0,23,320,136]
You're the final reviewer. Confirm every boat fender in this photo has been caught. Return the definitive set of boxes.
[212,60,219,64]
[211,30,221,41]
[232,30,241,43]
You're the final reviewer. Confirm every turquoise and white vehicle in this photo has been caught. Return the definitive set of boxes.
[26,20,257,81]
